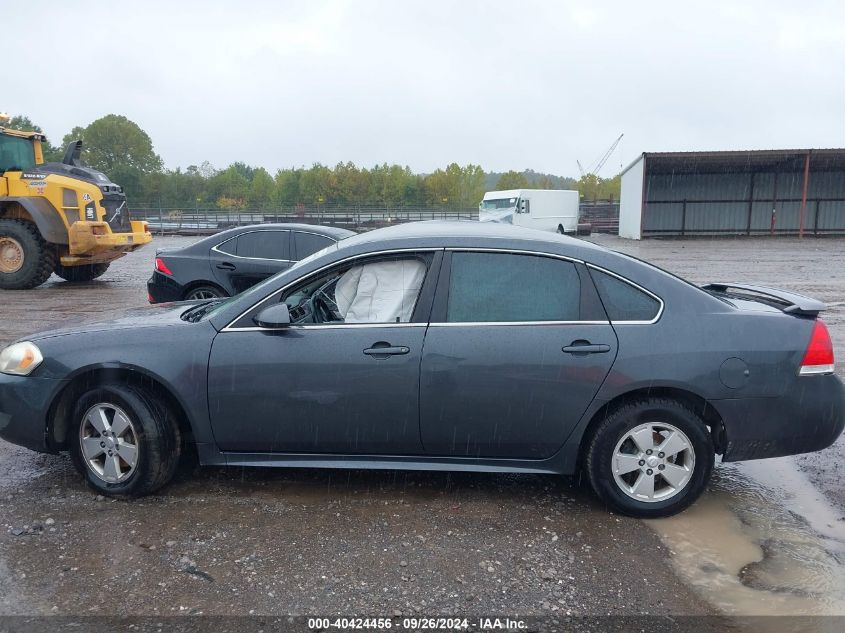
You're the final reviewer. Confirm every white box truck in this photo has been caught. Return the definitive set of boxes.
[478,189,589,234]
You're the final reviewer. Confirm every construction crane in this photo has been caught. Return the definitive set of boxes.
[577,133,624,177]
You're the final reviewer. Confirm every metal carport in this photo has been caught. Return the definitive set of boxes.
[618,149,845,238]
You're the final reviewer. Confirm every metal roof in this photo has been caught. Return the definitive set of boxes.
[621,148,845,176]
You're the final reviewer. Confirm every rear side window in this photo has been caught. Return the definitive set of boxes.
[589,268,661,322]
[216,237,237,255]
[294,232,335,260]
[235,231,290,260]
[446,252,580,322]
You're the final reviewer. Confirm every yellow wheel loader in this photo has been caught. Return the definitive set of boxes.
[0,115,152,289]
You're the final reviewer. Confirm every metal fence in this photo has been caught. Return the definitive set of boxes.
[127,202,621,236]
[126,207,478,235]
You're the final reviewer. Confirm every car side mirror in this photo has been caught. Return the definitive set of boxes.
[254,303,291,328]
[519,199,530,214]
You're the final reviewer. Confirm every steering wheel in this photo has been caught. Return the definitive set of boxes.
[308,278,341,323]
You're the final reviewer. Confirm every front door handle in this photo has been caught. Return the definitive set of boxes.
[216,262,236,270]
[364,342,410,359]
[562,340,611,355]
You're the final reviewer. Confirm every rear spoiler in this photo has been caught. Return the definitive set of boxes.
[702,283,827,316]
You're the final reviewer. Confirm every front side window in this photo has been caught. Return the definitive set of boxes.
[279,254,430,325]
[446,252,580,323]
[589,268,661,322]
[235,231,290,260]
[0,135,36,172]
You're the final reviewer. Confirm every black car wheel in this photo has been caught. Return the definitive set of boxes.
[584,398,714,518]
[55,262,110,282]
[184,285,226,301]
[69,384,181,497]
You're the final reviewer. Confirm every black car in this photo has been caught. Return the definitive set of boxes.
[1,221,843,517]
[147,223,355,302]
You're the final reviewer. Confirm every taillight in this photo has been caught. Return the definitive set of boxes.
[148,292,156,304]
[799,320,834,375]
[155,257,173,276]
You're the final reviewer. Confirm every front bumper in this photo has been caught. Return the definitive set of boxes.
[0,373,67,453]
[62,220,153,265]
[715,373,845,461]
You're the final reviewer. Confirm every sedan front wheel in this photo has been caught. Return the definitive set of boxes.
[584,398,714,518]
[69,384,181,497]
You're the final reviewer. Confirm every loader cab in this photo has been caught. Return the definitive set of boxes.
[0,129,42,174]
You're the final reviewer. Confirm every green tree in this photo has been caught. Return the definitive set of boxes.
[62,115,162,198]
[5,115,41,133]
[574,173,621,201]
[63,115,162,174]
[249,168,275,208]
[495,170,530,189]
[208,164,251,207]
[273,168,301,207]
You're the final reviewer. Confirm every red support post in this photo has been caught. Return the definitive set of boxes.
[798,152,811,238]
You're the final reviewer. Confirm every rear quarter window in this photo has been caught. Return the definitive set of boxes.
[294,232,335,260]
[589,268,661,322]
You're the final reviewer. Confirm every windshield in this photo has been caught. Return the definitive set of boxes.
[479,197,518,210]
[0,134,36,172]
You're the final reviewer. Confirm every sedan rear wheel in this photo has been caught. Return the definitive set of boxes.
[69,384,181,497]
[585,398,714,518]
[185,285,225,301]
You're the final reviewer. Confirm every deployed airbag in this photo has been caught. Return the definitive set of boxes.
[335,259,426,323]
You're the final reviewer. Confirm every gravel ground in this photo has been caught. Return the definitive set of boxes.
[1,232,844,619]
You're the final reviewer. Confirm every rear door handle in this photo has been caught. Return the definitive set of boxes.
[364,343,410,359]
[216,262,236,270]
[562,341,611,355]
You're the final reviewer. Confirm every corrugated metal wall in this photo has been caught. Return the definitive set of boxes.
[642,169,845,235]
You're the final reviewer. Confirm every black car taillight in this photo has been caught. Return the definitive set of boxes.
[800,320,834,375]
[155,257,173,276]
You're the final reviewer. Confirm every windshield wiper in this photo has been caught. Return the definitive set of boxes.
[180,300,221,323]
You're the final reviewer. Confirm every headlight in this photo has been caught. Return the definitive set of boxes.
[0,342,44,376]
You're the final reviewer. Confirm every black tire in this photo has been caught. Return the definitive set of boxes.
[68,384,181,497]
[584,398,714,518]
[183,284,226,301]
[0,219,57,290]
[55,262,110,282]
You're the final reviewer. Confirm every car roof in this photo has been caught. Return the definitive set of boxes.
[338,220,607,255]
[184,223,355,250]
[223,223,355,238]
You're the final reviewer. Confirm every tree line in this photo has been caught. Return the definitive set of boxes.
[6,114,621,209]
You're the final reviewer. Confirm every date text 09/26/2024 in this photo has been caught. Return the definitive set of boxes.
[306,617,527,630]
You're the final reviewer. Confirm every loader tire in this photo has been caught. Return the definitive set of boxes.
[0,219,56,290]
[55,262,110,282]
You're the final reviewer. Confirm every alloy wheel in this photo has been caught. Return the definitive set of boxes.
[79,403,140,483]
[611,422,695,503]
[186,288,220,300]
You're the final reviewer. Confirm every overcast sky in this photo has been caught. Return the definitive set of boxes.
[5,0,844,177]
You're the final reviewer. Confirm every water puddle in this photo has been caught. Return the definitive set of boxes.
[647,457,845,616]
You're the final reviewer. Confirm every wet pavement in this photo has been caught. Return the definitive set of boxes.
[0,233,843,618]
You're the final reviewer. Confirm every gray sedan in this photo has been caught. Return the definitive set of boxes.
[1,221,843,517]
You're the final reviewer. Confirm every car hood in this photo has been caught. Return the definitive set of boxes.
[20,301,208,343]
